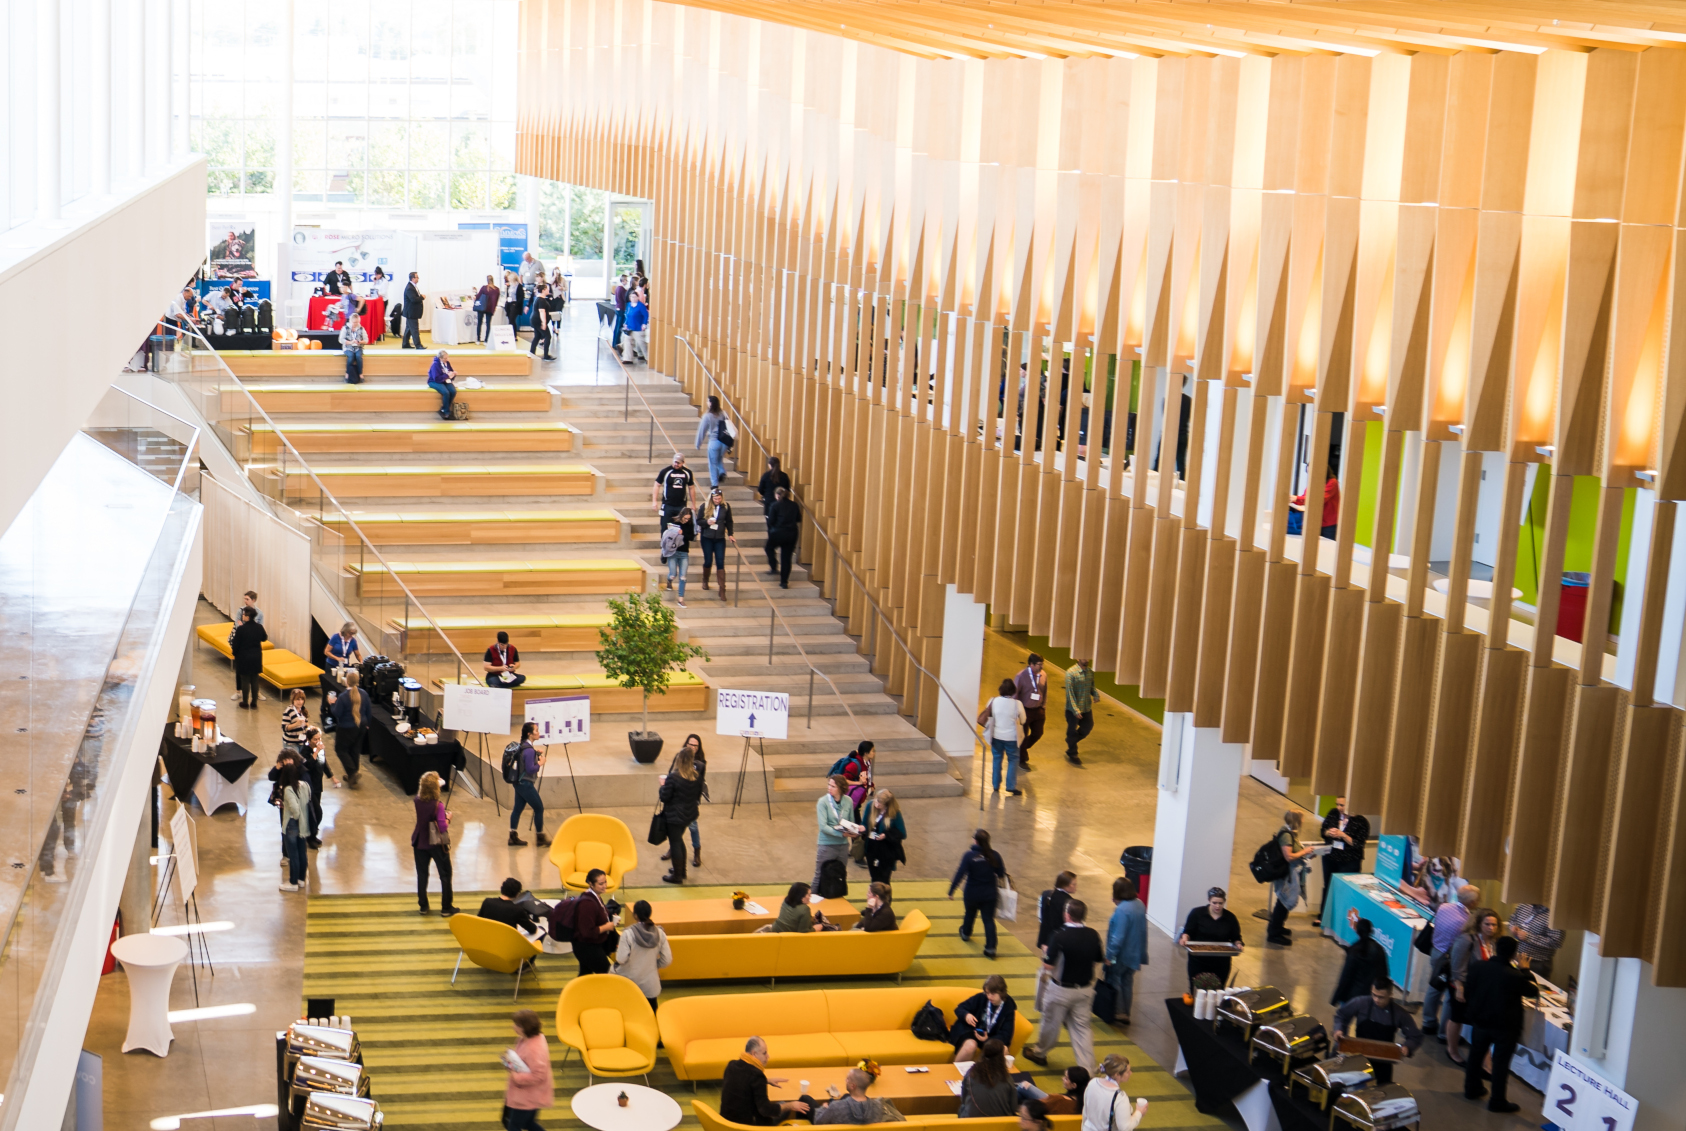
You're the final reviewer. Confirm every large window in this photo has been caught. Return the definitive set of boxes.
[187,0,518,212]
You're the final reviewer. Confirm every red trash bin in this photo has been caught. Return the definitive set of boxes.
[1557,572,1591,643]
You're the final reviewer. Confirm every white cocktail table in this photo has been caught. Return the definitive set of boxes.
[570,1083,682,1131]
[111,933,188,1056]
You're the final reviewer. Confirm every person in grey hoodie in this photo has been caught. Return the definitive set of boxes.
[614,900,673,1013]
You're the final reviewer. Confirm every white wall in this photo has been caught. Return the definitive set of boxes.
[1574,936,1686,1131]
[937,585,987,760]
[1147,714,1247,938]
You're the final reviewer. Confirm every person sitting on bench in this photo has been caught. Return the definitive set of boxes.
[484,631,526,688]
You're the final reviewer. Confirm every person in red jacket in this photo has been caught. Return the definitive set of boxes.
[1291,463,1341,539]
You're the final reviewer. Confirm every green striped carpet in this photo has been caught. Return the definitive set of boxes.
[303,881,1221,1130]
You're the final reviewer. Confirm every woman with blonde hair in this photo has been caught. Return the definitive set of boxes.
[657,747,704,885]
[1266,809,1317,946]
[1082,1055,1146,1131]
[329,669,371,784]
[411,771,456,916]
[860,788,906,885]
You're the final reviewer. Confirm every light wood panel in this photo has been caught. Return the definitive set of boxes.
[319,510,626,546]
[232,384,552,414]
[276,464,602,498]
[248,422,577,455]
[351,558,647,599]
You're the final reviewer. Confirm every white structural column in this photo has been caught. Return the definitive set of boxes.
[1145,714,1247,941]
[1573,938,1686,1131]
[37,0,62,222]
[524,175,542,251]
[128,0,146,181]
[275,0,296,305]
[935,584,986,760]
[92,0,112,195]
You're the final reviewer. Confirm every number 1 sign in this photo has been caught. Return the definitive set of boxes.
[1544,1051,1637,1131]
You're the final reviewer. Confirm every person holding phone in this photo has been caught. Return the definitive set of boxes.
[949,974,1017,1064]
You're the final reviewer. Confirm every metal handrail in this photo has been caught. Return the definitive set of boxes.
[603,340,864,737]
[165,322,477,691]
[669,333,981,748]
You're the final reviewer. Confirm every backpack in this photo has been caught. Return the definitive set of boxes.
[501,741,524,785]
[819,856,849,899]
[547,896,582,942]
[660,524,685,559]
[910,1000,948,1042]
[1249,837,1290,884]
[825,755,856,778]
[449,398,471,420]
[389,303,403,334]
[716,416,735,451]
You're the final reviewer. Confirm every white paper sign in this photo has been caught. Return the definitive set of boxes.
[489,325,517,350]
[1544,1051,1637,1131]
[715,689,789,740]
[442,682,513,734]
[525,695,591,745]
[169,807,198,900]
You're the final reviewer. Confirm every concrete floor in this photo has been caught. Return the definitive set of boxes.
[84,303,1547,1131]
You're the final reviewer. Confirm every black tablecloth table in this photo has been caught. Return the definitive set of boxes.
[364,704,465,796]
[1165,998,1341,1131]
[202,331,272,351]
[159,728,259,803]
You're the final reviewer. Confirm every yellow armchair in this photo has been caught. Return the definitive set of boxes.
[555,974,659,1083]
[548,814,638,893]
[448,914,543,1000]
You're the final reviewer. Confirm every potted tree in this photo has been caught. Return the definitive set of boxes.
[596,592,708,763]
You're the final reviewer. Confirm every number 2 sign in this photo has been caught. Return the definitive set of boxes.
[1544,1051,1637,1131]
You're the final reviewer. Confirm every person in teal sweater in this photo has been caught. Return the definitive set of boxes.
[812,775,857,892]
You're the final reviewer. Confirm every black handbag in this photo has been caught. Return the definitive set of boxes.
[646,806,668,846]
[911,1001,948,1042]
[1093,975,1119,1024]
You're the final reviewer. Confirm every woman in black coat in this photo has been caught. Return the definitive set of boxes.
[1330,918,1393,1006]
[949,974,1017,1062]
[231,607,268,708]
[947,829,1007,958]
[658,747,705,885]
[328,669,372,784]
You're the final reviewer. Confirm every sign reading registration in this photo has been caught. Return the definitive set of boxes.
[715,689,790,740]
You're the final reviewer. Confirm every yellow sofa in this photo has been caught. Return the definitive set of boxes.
[556,974,660,1082]
[195,622,324,691]
[661,909,931,983]
[694,1102,1081,1131]
[656,985,1033,1081]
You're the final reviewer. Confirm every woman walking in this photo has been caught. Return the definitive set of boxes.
[500,1009,554,1131]
[698,487,735,601]
[756,455,790,515]
[696,395,730,488]
[411,771,457,916]
[657,747,704,884]
[277,762,311,892]
[948,829,1007,958]
[661,734,708,868]
[300,725,337,848]
[977,679,1026,796]
[614,900,673,1014]
[860,789,906,885]
[329,670,372,784]
[1265,809,1317,945]
[661,508,695,608]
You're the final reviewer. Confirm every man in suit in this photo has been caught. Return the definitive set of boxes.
[1319,796,1370,916]
[402,271,425,349]
[1462,935,1538,1114]
[325,261,353,294]
[478,877,541,938]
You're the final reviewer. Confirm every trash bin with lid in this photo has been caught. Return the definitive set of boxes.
[1557,571,1591,643]
[1120,845,1152,904]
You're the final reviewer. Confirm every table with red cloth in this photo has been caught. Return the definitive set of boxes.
[306,296,386,341]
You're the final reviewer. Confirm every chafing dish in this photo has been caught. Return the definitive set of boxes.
[301,1092,384,1130]
[290,1055,371,1106]
[1291,1054,1374,1108]
[1332,1083,1419,1131]
[1251,1014,1329,1075]
[1215,986,1291,1041]
[285,1023,362,1074]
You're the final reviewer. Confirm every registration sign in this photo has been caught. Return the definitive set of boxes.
[715,689,790,740]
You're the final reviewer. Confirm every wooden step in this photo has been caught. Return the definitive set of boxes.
[221,350,533,378]
[432,672,708,715]
[392,613,613,653]
[321,509,625,546]
[247,421,578,454]
[348,557,647,598]
[232,383,550,414]
[274,463,602,498]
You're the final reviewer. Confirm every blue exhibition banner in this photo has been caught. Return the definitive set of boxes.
[1324,873,1418,989]
[196,279,271,300]
[459,222,529,273]
[1374,834,1409,888]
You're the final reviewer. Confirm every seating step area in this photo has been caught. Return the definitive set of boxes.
[391,612,612,652]
[220,350,534,378]
[432,671,708,715]
[231,383,551,414]
[321,509,627,546]
[246,420,578,454]
[266,462,603,498]
[193,622,323,691]
[347,556,647,598]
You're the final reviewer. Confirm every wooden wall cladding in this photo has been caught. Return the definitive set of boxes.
[518,0,1686,982]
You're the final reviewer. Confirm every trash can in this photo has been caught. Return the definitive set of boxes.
[1120,845,1153,905]
[1557,571,1591,643]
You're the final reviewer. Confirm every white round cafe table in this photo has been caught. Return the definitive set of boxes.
[570,1083,682,1131]
[110,933,188,1056]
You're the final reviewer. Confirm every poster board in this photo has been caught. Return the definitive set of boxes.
[169,806,198,899]
[208,222,258,278]
[525,695,591,746]
[489,325,517,350]
[442,683,512,735]
[715,689,790,740]
[1544,1052,1637,1131]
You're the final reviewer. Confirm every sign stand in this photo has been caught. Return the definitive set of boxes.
[728,735,772,821]
[151,809,213,1006]
[544,743,584,813]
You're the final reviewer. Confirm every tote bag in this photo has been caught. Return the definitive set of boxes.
[996,874,1020,922]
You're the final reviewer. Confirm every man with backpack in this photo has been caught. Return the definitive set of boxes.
[504,723,549,847]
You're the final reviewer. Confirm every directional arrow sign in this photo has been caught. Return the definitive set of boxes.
[715,689,789,740]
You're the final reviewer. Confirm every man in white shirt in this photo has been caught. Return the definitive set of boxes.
[519,251,545,287]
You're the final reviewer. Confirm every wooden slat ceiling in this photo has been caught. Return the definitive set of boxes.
[665,0,1686,58]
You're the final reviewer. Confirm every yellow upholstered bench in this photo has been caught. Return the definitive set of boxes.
[392,612,614,652]
[194,623,323,691]
[694,1102,1081,1131]
[247,420,578,455]
[656,986,1034,1081]
[195,621,273,660]
[323,509,625,547]
[431,671,707,715]
[230,381,548,412]
[350,557,646,599]
[660,909,931,983]
[275,462,602,499]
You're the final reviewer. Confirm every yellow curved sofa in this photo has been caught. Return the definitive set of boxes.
[694,1101,1081,1131]
[656,985,1033,1081]
[195,622,323,691]
[661,909,931,982]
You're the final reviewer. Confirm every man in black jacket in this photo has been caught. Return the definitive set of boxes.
[478,877,540,937]
[401,271,425,349]
[1037,872,1077,952]
[721,1036,813,1125]
[528,285,554,360]
[1319,796,1369,916]
[764,487,802,588]
[325,261,353,294]
[1463,936,1538,1113]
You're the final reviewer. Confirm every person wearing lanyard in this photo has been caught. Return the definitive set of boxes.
[1319,796,1369,918]
[1023,900,1102,1071]
[699,486,735,601]
[484,631,526,688]
[948,974,1016,1064]
[1178,887,1243,990]
[321,621,363,701]
[1333,980,1421,1085]
[1012,654,1048,770]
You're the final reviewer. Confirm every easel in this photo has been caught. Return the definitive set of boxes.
[543,742,584,813]
[729,733,772,820]
[150,816,213,1007]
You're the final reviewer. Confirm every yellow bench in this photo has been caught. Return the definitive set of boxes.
[433,671,708,714]
[349,557,646,598]
[661,909,931,983]
[230,382,550,413]
[392,612,614,652]
[221,351,534,379]
[695,1102,1080,1131]
[275,463,602,499]
[657,986,1033,1081]
[247,421,578,455]
[194,622,324,691]
[321,509,624,546]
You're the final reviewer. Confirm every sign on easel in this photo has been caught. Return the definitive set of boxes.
[1544,1052,1637,1131]
[169,807,199,899]
[489,325,517,350]
[715,689,790,740]
[526,695,591,747]
[443,682,513,734]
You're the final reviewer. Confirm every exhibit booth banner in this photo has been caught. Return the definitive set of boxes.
[208,223,259,278]
[290,229,408,290]
[1374,834,1409,888]
[1324,873,1429,990]
[458,222,528,273]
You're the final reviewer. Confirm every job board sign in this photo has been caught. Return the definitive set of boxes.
[715,689,790,740]
[1544,1051,1636,1131]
